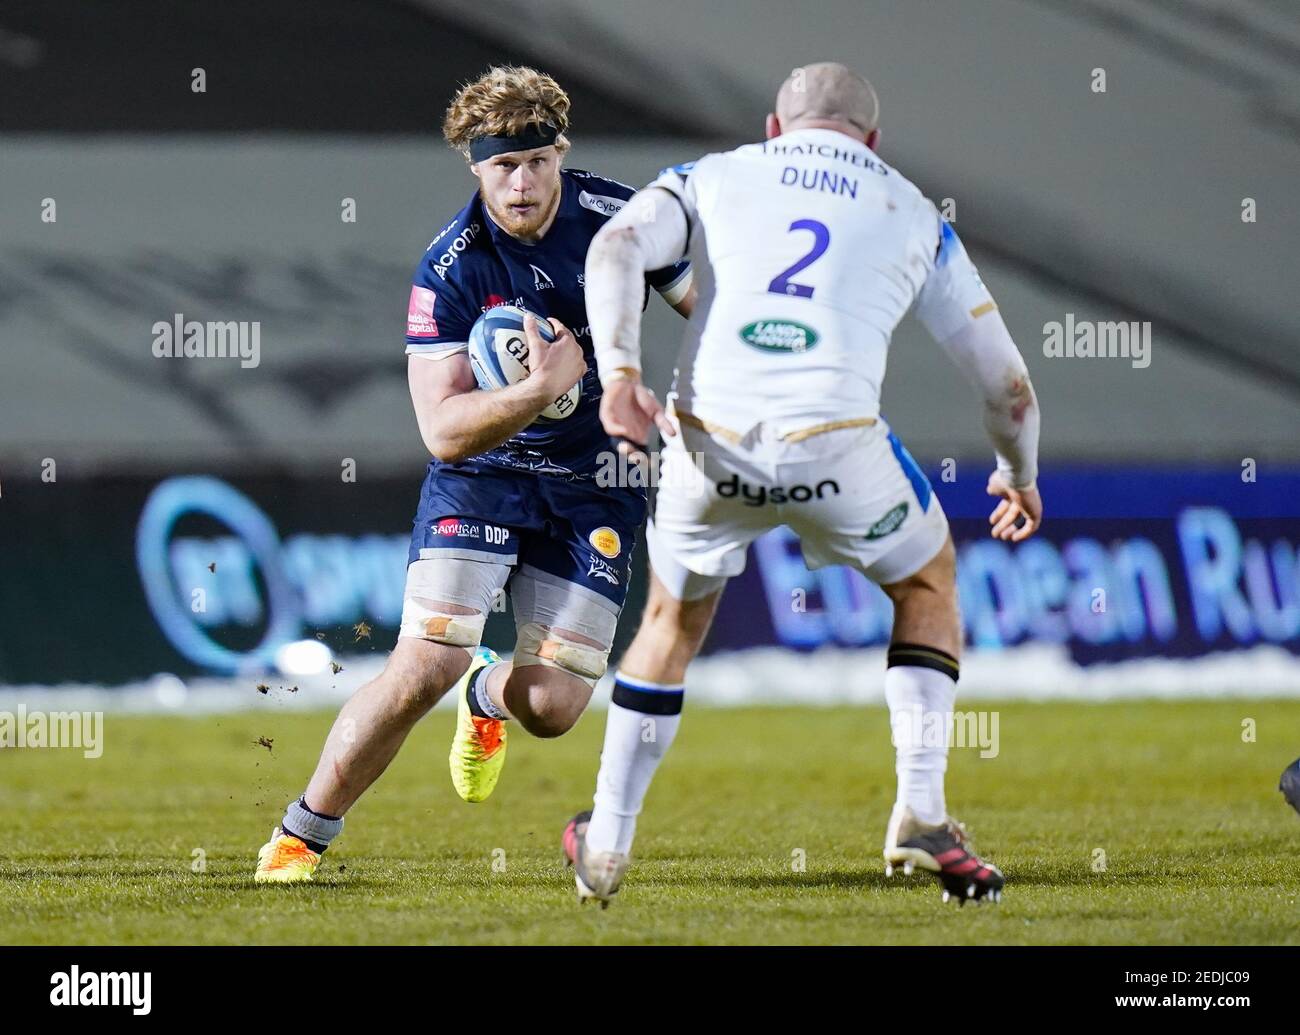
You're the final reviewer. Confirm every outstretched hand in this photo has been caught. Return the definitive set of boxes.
[985,470,1043,542]
[599,376,675,459]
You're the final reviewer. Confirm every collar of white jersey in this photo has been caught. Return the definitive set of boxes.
[773,125,871,148]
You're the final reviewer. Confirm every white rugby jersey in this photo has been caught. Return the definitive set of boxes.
[650,127,995,438]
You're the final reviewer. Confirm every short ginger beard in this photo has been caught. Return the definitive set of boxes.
[481,176,562,241]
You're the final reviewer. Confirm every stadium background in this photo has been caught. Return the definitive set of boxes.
[1,0,1297,704]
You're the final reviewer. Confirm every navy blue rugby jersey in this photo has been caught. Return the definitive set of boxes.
[406,168,691,480]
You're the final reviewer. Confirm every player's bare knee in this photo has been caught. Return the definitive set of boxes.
[507,622,605,735]
[504,667,591,738]
[388,599,479,717]
[398,593,487,687]
[384,638,468,717]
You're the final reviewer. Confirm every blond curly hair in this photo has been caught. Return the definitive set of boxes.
[443,65,572,160]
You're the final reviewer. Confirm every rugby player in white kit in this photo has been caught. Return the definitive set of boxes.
[563,62,1043,906]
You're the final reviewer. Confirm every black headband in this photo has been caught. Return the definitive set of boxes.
[469,123,559,163]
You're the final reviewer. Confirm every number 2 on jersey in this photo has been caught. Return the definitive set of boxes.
[767,218,830,299]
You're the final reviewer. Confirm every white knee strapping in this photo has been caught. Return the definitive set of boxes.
[398,557,508,648]
[399,602,486,648]
[514,622,610,686]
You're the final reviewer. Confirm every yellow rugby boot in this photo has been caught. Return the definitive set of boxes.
[448,646,507,803]
[254,827,321,884]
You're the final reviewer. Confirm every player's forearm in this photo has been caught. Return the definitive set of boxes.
[586,226,652,382]
[982,374,1040,489]
[938,314,1041,488]
[420,379,555,463]
[586,188,689,384]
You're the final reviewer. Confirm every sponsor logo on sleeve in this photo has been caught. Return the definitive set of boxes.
[578,191,627,217]
[739,320,819,353]
[407,285,439,337]
[865,502,909,540]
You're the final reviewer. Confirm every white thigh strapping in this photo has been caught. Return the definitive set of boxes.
[398,556,510,646]
[510,564,619,646]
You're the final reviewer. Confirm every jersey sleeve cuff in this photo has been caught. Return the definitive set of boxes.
[406,340,468,358]
[653,266,693,307]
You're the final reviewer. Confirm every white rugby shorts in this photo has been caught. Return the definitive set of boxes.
[647,418,949,601]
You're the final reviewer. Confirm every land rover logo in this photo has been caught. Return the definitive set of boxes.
[865,502,909,540]
[739,320,819,353]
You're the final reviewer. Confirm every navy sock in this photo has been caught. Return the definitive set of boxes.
[466,668,491,718]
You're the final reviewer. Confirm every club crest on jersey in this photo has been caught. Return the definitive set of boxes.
[588,527,621,558]
[530,264,554,291]
[739,320,819,354]
[865,502,909,540]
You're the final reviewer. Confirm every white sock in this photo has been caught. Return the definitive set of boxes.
[884,651,959,826]
[585,675,684,855]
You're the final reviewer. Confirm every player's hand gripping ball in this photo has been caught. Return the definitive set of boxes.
[468,304,582,421]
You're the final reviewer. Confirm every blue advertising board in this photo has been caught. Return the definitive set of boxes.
[710,466,1300,663]
[2,465,1293,683]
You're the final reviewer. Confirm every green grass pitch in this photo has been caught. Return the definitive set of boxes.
[1,699,1297,944]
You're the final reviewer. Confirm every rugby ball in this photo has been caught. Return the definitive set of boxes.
[467,304,582,421]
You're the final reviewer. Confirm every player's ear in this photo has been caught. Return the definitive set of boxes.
[765,113,781,139]
[469,162,481,180]
[866,128,881,152]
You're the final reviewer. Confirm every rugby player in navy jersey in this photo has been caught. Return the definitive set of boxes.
[256,66,693,882]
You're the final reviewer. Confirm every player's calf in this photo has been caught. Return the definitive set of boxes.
[254,636,469,878]
[384,632,474,718]
[302,635,470,813]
